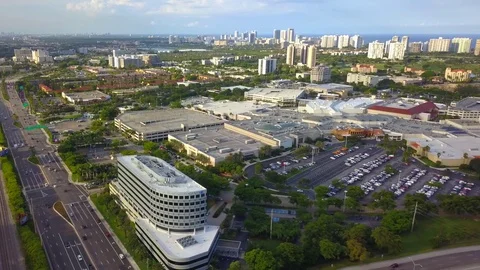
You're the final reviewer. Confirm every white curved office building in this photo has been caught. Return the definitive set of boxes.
[111,155,219,270]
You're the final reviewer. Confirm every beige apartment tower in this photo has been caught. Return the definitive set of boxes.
[307,45,317,68]
[474,39,480,56]
[286,44,295,65]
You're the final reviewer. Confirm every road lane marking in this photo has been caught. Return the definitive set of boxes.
[58,233,76,270]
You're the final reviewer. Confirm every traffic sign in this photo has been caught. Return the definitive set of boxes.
[24,124,47,131]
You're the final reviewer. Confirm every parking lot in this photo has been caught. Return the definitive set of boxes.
[272,142,480,204]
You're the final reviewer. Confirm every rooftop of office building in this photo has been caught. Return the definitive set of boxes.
[118,155,205,193]
[451,97,480,111]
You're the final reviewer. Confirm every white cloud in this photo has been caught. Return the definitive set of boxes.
[66,0,144,14]
[185,21,199,27]
[147,0,300,15]
[150,20,156,25]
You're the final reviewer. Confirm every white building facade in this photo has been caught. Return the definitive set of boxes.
[111,155,219,270]
[367,41,385,59]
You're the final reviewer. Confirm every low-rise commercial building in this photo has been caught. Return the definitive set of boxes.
[404,67,425,76]
[115,109,225,141]
[110,155,219,270]
[61,90,111,104]
[390,76,423,86]
[408,136,480,167]
[298,97,382,116]
[304,83,353,98]
[244,88,305,107]
[193,101,274,120]
[367,99,439,120]
[168,128,265,166]
[446,97,480,119]
[444,67,472,82]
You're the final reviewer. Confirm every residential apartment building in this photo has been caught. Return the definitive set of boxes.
[286,44,295,65]
[337,35,350,49]
[351,64,377,73]
[388,42,405,60]
[401,36,409,53]
[287,28,295,43]
[320,35,337,48]
[367,41,385,59]
[428,37,451,52]
[258,57,277,75]
[12,48,32,62]
[350,35,363,49]
[306,45,317,68]
[451,38,472,53]
[409,42,423,53]
[273,29,281,41]
[31,49,53,64]
[310,64,331,83]
[475,39,480,56]
[347,73,389,86]
[444,67,472,82]
[111,155,219,270]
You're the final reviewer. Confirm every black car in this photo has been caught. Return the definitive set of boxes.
[390,263,399,269]
[82,235,87,240]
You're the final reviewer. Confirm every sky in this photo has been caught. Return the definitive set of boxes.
[1,0,480,35]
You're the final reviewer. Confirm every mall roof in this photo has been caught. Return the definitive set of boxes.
[368,100,438,115]
[451,97,480,111]
[115,109,225,134]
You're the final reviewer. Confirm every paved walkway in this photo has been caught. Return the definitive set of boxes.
[342,245,480,270]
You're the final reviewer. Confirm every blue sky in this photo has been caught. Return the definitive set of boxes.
[1,0,480,35]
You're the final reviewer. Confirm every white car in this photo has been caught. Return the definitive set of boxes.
[77,255,83,261]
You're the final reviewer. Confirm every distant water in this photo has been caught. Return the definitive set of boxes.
[362,34,480,44]
[138,48,209,53]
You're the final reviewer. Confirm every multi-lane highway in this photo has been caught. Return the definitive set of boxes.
[1,80,133,270]
[0,162,26,270]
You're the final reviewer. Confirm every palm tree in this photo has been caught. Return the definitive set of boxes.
[422,145,430,157]
[463,153,469,165]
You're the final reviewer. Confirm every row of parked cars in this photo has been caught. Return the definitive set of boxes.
[450,180,475,196]
[416,175,449,199]
[390,168,427,197]
[361,170,395,195]
[326,154,393,197]
[345,152,370,166]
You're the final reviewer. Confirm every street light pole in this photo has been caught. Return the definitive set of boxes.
[343,190,348,212]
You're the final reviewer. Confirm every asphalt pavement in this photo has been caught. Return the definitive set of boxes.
[1,81,133,270]
[0,167,26,270]
[342,245,480,270]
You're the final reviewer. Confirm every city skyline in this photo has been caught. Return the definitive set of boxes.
[1,0,480,35]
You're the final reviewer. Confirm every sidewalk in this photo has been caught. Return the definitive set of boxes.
[341,245,480,270]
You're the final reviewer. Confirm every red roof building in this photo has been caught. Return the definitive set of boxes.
[367,101,438,120]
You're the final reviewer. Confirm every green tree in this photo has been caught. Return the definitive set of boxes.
[381,210,411,234]
[404,193,437,214]
[344,224,371,245]
[275,242,304,269]
[315,185,330,210]
[371,226,403,254]
[143,141,159,153]
[370,191,396,212]
[228,261,242,270]
[254,163,263,175]
[258,145,273,159]
[289,192,311,208]
[346,239,369,262]
[319,239,346,260]
[245,249,278,270]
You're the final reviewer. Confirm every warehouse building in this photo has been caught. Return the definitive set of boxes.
[114,109,225,141]
[110,155,219,270]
